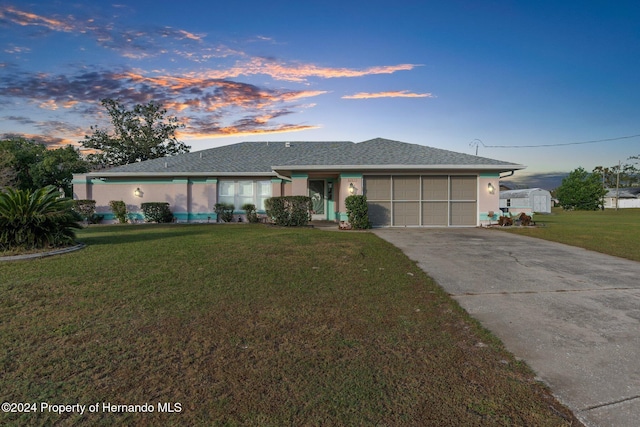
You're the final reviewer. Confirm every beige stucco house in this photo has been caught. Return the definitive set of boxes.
[72,138,525,227]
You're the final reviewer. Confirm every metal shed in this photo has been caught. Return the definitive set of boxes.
[499,188,551,214]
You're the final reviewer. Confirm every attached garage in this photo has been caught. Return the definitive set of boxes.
[365,175,478,227]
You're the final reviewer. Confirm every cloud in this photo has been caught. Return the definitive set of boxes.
[0,67,328,139]
[192,58,419,82]
[342,90,435,99]
[0,4,427,142]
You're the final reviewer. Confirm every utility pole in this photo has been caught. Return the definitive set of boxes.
[616,160,621,211]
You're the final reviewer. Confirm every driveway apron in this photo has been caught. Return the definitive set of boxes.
[373,228,640,427]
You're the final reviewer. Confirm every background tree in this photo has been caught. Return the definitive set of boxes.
[0,138,88,195]
[82,98,190,168]
[593,161,640,188]
[556,167,607,210]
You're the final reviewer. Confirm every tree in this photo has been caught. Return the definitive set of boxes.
[32,145,90,196]
[593,163,639,188]
[0,138,89,195]
[556,167,607,210]
[82,98,190,168]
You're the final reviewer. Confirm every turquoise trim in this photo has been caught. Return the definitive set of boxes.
[189,178,217,184]
[91,178,178,184]
[172,178,189,184]
[479,173,500,178]
[327,200,336,221]
[340,173,363,178]
[479,212,499,221]
[291,173,308,179]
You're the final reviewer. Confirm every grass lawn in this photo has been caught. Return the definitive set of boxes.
[500,208,640,262]
[0,224,580,426]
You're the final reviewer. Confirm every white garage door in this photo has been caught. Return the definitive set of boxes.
[364,175,477,227]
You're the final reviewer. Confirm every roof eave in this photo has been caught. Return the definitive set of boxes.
[86,171,277,178]
[272,164,526,171]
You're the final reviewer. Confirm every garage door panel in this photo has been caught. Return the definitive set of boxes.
[422,202,448,225]
[364,176,390,200]
[451,176,476,200]
[393,176,419,200]
[393,202,419,226]
[422,176,448,200]
[450,201,477,226]
[368,201,391,226]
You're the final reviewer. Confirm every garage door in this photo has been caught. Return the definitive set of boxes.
[364,175,477,227]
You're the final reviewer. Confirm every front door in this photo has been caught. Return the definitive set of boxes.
[309,180,325,220]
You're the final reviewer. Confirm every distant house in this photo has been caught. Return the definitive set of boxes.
[603,187,640,209]
[499,188,552,214]
[73,138,525,227]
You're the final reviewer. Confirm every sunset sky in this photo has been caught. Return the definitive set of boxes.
[1,1,639,181]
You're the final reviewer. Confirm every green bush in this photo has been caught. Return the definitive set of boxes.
[345,195,371,229]
[141,202,173,223]
[265,196,312,226]
[72,199,96,223]
[215,203,235,222]
[109,200,128,224]
[0,186,82,251]
[242,203,259,223]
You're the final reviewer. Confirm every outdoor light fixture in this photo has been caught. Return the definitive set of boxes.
[487,183,495,194]
[134,188,143,197]
[348,182,356,194]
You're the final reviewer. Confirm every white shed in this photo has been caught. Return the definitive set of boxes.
[499,188,552,214]
[603,188,640,208]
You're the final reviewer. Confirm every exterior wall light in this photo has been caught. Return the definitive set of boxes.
[487,183,495,194]
[134,188,143,197]
[348,182,356,195]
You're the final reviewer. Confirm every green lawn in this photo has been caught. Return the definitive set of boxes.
[501,208,640,261]
[0,224,580,426]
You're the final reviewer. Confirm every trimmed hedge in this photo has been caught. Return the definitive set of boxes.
[345,195,372,229]
[215,203,235,223]
[242,203,259,223]
[109,200,128,224]
[265,196,312,226]
[141,202,173,223]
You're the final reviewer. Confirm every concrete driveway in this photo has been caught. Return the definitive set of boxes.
[373,228,640,427]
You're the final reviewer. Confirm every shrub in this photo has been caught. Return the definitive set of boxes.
[498,215,513,226]
[265,196,312,226]
[109,200,128,224]
[214,203,235,223]
[141,202,173,223]
[73,199,96,223]
[0,186,82,251]
[345,195,371,229]
[518,212,533,226]
[242,203,259,223]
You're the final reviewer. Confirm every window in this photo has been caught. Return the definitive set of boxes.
[218,180,272,211]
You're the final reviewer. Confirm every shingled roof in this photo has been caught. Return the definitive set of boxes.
[90,138,524,177]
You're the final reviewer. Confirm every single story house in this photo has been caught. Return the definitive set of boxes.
[499,188,552,214]
[73,138,525,227]
[603,187,640,209]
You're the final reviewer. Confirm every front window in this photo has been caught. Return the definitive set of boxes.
[218,180,272,211]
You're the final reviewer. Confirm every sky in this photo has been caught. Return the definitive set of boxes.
[1,0,639,185]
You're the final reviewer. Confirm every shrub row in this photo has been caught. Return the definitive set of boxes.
[265,196,312,226]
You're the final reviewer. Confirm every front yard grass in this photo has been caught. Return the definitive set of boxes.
[0,224,580,426]
[501,208,640,262]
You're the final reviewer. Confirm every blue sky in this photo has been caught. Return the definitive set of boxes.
[1,0,639,182]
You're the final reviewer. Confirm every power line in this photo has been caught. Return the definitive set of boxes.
[473,134,640,149]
